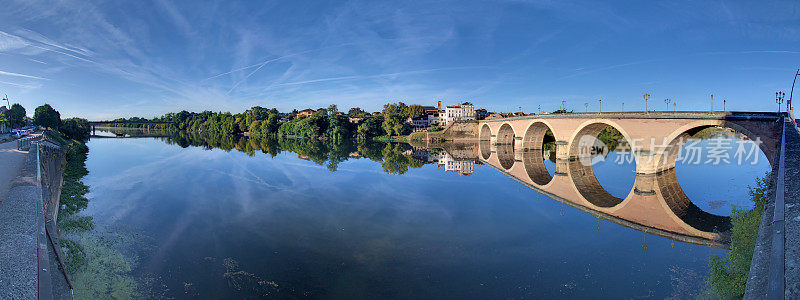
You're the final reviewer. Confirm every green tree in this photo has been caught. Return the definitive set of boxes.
[357,116,384,139]
[328,104,339,115]
[406,104,424,119]
[8,103,26,128]
[60,118,90,140]
[348,107,367,116]
[249,120,262,136]
[381,102,409,136]
[266,108,280,133]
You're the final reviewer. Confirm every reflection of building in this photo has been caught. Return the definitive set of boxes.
[444,102,475,125]
[437,152,474,175]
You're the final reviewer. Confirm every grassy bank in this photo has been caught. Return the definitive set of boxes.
[707,172,770,298]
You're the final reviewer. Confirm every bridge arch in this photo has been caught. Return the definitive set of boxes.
[496,123,515,145]
[523,150,553,186]
[567,120,635,208]
[657,119,776,171]
[497,143,515,170]
[656,168,732,234]
[522,121,554,149]
[479,139,492,160]
[479,124,492,141]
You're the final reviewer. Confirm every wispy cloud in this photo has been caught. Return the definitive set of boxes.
[0,69,47,80]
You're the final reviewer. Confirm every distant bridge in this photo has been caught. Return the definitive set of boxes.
[88,121,176,133]
[88,121,175,126]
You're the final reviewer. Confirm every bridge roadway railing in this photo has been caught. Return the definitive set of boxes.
[479,111,781,122]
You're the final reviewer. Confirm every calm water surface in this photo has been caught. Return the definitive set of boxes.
[76,130,768,298]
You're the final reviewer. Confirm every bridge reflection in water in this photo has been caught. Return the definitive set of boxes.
[433,141,734,249]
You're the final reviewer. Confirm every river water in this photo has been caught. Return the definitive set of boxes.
[70,129,769,298]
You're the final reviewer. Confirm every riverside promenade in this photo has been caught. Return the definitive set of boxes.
[0,137,38,298]
[0,134,71,299]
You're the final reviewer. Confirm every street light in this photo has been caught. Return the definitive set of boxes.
[723,99,726,111]
[664,98,671,111]
[622,101,625,112]
[777,91,785,114]
[643,93,650,113]
[710,93,714,113]
[561,100,566,112]
[790,68,799,112]
[598,99,602,113]
[584,102,589,112]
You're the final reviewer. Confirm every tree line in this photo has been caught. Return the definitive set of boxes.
[0,102,90,140]
[102,102,433,140]
[161,130,426,174]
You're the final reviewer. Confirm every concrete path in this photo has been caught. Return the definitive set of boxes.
[0,139,38,299]
[0,139,27,204]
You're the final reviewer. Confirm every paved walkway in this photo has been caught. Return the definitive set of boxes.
[0,139,27,204]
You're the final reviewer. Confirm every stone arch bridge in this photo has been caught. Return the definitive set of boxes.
[477,111,781,174]
[444,111,784,246]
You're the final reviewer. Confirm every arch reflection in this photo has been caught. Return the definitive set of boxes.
[468,141,732,248]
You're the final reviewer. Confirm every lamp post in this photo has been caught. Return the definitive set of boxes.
[664,98,671,111]
[723,99,726,111]
[643,93,650,114]
[622,101,624,112]
[710,93,714,113]
[598,99,602,113]
[777,91,785,114]
[790,68,799,112]
[561,100,566,112]
[584,102,588,112]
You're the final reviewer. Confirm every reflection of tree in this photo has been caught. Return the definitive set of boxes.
[162,132,426,175]
[597,126,624,152]
[381,143,424,175]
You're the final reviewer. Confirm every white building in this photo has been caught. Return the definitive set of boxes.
[443,102,475,125]
[437,152,474,175]
[407,114,439,128]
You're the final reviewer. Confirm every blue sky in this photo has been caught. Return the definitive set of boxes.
[0,0,798,119]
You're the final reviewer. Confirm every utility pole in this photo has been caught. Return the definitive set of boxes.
[643,93,650,114]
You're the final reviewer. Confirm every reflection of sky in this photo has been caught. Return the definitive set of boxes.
[81,136,768,298]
